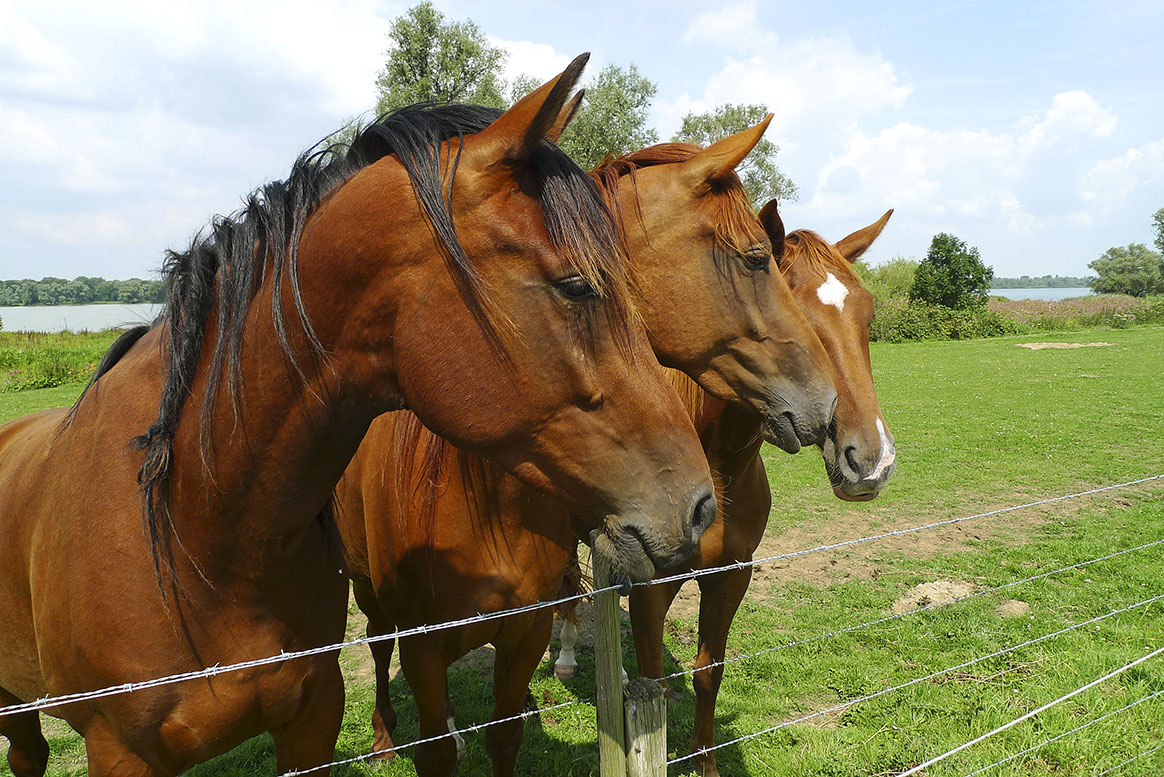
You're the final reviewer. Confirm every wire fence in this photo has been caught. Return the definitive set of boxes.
[2,473,1161,776]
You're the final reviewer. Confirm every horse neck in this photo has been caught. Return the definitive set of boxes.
[664,368,764,475]
[163,283,386,568]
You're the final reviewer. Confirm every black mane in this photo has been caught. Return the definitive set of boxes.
[71,101,626,593]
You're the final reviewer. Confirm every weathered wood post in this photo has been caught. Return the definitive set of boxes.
[624,677,667,777]
[591,534,627,777]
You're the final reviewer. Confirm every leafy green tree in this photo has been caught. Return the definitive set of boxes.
[909,233,993,309]
[1152,207,1164,256]
[374,2,507,114]
[672,103,797,205]
[554,64,659,170]
[853,256,918,305]
[1088,243,1163,297]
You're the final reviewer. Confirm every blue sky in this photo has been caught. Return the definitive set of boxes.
[1,0,1161,281]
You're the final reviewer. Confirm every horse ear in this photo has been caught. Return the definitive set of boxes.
[834,209,894,262]
[681,114,773,193]
[546,90,585,143]
[757,199,785,259]
[470,53,589,165]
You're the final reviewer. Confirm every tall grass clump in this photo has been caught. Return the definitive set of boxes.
[0,330,120,392]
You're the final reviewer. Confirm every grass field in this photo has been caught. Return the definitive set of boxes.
[2,326,1162,776]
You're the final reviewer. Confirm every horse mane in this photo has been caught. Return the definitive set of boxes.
[69,101,627,594]
[591,142,761,261]
[781,229,861,285]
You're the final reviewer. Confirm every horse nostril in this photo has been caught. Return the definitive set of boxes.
[844,445,861,476]
[692,493,717,535]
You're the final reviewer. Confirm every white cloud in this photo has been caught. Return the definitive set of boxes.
[1081,138,1164,205]
[801,92,1142,240]
[491,37,573,84]
[10,210,132,245]
[658,7,910,142]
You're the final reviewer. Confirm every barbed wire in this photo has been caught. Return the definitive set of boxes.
[1094,742,1164,776]
[661,536,1164,682]
[278,698,587,777]
[3,474,1158,720]
[959,689,1164,776]
[0,584,617,717]
[646,474,1164,588]
[667,591,1164,767]
[896,645,1164,776]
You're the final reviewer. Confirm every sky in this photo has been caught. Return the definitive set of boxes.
[2,0,1162,282]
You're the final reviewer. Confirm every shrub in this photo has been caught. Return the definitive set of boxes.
[869,299,1025,343]
[909,233,993,309]
[853,256,918,306]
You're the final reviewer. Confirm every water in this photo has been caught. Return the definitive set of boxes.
[0,303,161,333]
[989,287,1092,301]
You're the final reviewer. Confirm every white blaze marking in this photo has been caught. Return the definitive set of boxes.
[868,417,896,480]
[817,272,849,311]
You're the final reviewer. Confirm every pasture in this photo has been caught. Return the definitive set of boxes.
[2,325,1162,776]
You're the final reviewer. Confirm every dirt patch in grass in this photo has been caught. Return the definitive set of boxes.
[1016,342,1113,350]
[892,580,977,613]
[994,599,1031,618]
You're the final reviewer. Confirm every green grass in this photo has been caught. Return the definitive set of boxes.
[2,326,1163,776]
[0,330,119,394]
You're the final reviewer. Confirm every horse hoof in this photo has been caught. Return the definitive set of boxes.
[369,748,396,762]
[554,663,577,681]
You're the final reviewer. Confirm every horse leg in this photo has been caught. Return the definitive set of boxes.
[486,611,554,776]
[628,579,684,685]
[353,579,399,760]
[688,568,752,777]
[83,720,160,777]
[0,688,49,777]
[398,636,458,777]
[553,616,579,680]
[270,657,346,777]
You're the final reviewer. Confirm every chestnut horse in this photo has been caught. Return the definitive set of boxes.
[559,201,897,776]
[0,58,717,777]
[332,143,840,776]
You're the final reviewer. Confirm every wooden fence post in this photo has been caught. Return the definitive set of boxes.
[624,678,666,777]
[591,537,627,777]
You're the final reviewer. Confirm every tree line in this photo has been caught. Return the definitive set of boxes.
[990,275,1093,289]
[0,277,165,307]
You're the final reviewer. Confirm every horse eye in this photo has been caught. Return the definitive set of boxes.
[743,249,771,271]
[555,275,598,301]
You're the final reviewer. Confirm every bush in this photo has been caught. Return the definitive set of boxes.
[853,256,918,306]
[869,299,1025,343]
[909,233,993,309]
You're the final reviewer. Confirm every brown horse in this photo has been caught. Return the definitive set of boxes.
[332,142,840,776]
[0,58,718,777]
[561,202,896,777]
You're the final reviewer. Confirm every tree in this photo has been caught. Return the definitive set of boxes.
[554,64,659,171]
[673,103,797,206]
[374,2,507,114]
[1152,207,1164,256]
[909,233,993,309]
[853,256,918,305]
[1088,243,1163,297]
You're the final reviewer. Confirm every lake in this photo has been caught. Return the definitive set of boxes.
[988,287,1093,301]
[0,303,161,333]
